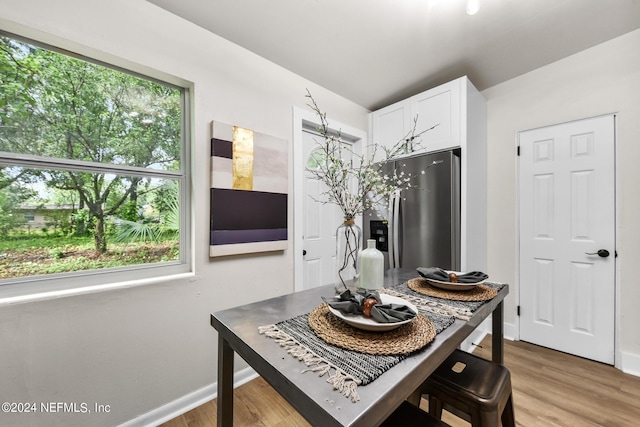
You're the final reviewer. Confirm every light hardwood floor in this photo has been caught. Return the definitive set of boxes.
[161,335,640,426]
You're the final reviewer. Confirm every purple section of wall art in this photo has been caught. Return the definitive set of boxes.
[210,228,288,245]
[211,138,233,159]
[210,188,287,230]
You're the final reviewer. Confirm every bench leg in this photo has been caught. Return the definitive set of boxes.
[428,395,444,419]
[501,394,516,427]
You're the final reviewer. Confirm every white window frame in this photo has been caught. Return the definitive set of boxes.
[0,31,193,305]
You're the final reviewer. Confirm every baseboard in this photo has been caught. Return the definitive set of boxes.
[621,351,640,377]
[460,328,487,352]
[459,316,518,353]
[118,367,258,427]
[504,321,517,341]
[460,317,490,352]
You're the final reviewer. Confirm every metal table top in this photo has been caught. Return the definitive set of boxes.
[211,268,508,426]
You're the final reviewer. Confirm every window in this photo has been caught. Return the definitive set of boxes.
[0,32,190,289]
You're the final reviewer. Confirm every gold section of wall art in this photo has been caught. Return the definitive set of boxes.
[232,126,254,190]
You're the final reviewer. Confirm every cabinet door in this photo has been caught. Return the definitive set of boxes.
[411,79,461,152]
[370,101,411,162]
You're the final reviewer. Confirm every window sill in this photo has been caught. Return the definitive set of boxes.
[0,269,195,307]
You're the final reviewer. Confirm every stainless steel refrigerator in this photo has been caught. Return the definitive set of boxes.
[364,149,461,271]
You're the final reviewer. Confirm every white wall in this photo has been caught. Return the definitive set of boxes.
[2,1,638,425]
[482,29,640,371]
[0,1,369,426]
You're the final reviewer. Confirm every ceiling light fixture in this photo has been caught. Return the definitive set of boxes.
[466,0,480,15]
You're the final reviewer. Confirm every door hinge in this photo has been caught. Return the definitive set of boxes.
[517,305,521,316]
[517,146,520,156]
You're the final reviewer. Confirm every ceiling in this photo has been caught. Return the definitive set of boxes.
[147,0,640,111]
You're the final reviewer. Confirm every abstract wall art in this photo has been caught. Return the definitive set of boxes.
[209,121,288,257]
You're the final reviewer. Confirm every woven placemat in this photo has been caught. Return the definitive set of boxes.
[308,304,435,356]
[407,277,497,302]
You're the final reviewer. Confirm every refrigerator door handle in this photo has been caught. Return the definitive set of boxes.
[391,190,401,268]
[387,192,395,268]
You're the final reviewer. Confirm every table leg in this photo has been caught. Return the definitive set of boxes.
[491,301,504,364]
[218,333,234,427]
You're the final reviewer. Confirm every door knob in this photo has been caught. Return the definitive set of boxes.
[585,249,609,258]
[303,249,307,256]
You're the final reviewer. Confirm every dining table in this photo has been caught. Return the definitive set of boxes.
[210,268,508,427]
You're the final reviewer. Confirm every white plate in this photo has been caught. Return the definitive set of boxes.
[327,294,417,332]
[425,271,487,291]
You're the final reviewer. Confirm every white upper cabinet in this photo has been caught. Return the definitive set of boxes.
[411,79,461,153]
[369,77,466,157]
[370,102,412,162]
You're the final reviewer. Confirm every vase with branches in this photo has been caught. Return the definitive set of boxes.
[305,90,439,291]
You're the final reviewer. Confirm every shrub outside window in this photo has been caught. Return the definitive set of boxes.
[0,32,189,287]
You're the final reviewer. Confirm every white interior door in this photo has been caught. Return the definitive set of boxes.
[519,115,615,364]
[301,128,344,290]
[293,108,366,292]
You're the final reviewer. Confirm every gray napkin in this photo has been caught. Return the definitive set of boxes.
[323,289,417,324]
[416,267,488,284]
